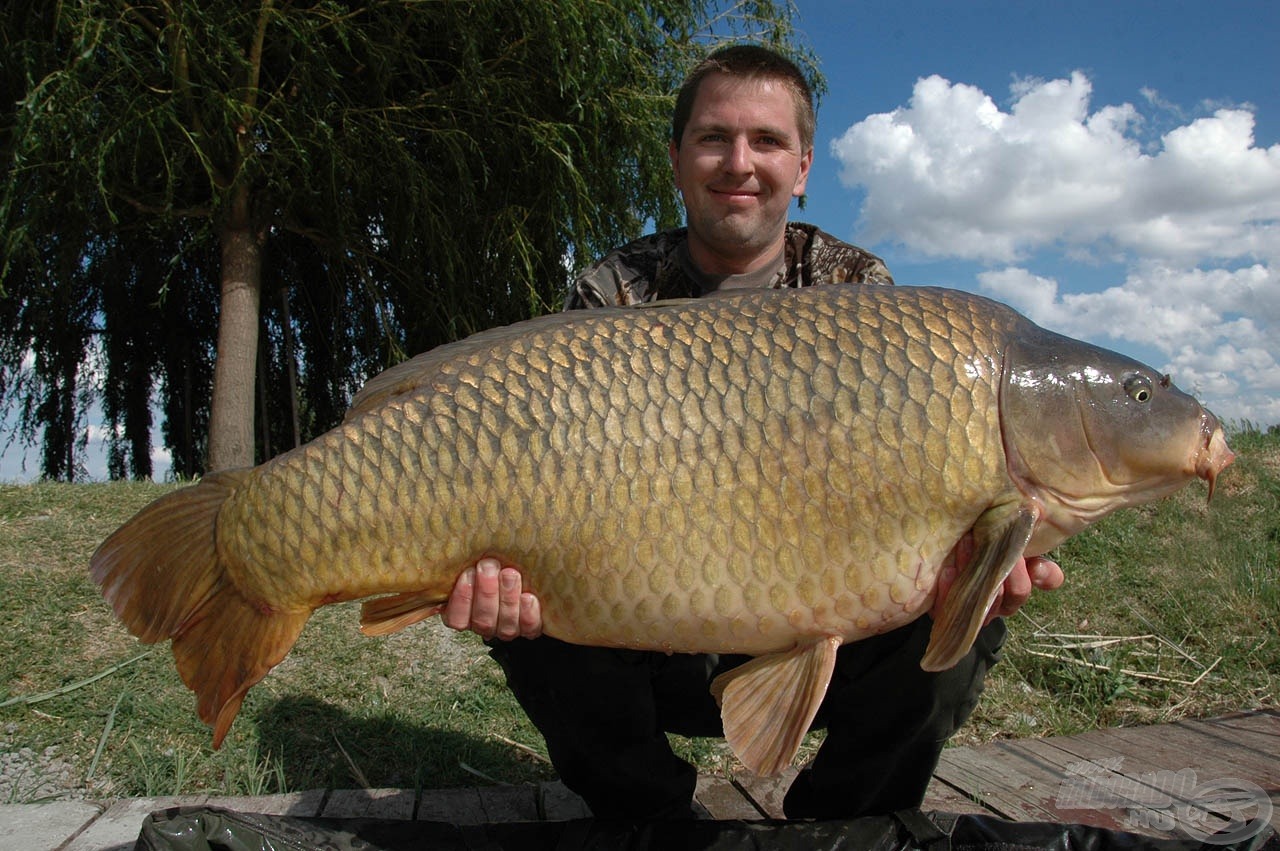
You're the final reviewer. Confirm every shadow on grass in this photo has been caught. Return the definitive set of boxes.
[255,695,555,793]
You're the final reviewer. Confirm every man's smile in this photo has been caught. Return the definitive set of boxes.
[710,186,761,201]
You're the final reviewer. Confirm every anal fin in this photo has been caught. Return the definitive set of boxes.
[710,635,842,776]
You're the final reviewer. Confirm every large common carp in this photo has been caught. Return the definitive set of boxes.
[91,285,1232,776]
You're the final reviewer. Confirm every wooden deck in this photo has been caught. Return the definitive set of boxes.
[921,709,1279,838]
[11,709,1276,850]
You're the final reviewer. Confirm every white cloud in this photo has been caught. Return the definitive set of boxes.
[980,263,1276,351]
[832,72,1280,265]
[832,71,1280,426]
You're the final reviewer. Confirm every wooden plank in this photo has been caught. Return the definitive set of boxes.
[537,780,592,820]
[1033,728,1274,840]
[477,785,540,822]
[1090,718,1278,781]
[730,767,796,819]
[694,775,764,820]
[1165,712,1280,783]
[920,775,997,815]
[416,787,487,825]
[1160,713,1280,834]
[989,738,1088,805]
[1047,721,1278,800]
[728,762,999,819]
[1160,711,1276,766]
[321,787,415,819]
[0,801,104,851]
[992,735,1175,837]
[63,797,201,851]
[200,789,327,817]
[931,743,1063,823]
[1191,709,1280,745]
[1074,722,1279,837]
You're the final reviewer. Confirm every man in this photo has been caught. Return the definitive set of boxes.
[443,44,1063,820]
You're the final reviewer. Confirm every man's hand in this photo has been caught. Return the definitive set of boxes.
[991,555,1065,619]
[442,557,542,640]
[930,535,1065,625]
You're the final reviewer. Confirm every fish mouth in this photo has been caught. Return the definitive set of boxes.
[1194,413,1235,501]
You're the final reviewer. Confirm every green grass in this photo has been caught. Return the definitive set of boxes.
[1,428,1276,802]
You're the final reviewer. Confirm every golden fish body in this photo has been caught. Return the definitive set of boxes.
[91,285,1232,774]
[226,287,1008,650]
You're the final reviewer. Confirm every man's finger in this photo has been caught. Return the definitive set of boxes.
[442,567,476,631]
[466,558,503,638]
[995,558,1033,618]
[519,592,543,639]
[492,567,524,640]
[1027,556,1065,591]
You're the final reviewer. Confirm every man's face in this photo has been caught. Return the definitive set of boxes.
[670,74,813,275]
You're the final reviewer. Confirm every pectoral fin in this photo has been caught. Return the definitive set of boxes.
[710,635,842,776]
[921,503,1038,672]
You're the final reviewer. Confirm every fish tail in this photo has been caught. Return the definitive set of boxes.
[89,470,310,747]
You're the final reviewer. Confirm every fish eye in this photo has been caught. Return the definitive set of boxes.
[1124,374,1154,403]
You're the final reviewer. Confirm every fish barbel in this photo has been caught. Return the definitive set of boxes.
[90,285,1233,775]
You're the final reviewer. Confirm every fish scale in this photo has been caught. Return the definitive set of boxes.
[90,284,1232,776]
[270,285,998,641]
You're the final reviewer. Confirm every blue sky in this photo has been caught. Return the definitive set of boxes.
[792,0,1279,427]
[2,1,1277,480]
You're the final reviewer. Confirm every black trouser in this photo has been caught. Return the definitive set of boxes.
[488,615,1006,820]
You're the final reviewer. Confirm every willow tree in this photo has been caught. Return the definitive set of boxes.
[2,1,816,476]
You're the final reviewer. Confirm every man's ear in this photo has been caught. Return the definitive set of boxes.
[792,147,813,198]
[669,140,682,191]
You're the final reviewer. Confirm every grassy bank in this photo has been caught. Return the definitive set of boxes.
[1,428,1276,802]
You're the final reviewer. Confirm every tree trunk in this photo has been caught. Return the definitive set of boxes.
[206,187,262,471]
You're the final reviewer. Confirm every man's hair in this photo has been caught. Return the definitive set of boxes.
[671,44,815,152]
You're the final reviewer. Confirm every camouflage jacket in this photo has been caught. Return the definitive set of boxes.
[566,222,893,309]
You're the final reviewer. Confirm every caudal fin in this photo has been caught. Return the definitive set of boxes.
[89,471,310,747]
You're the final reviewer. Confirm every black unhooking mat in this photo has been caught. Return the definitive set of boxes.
[134,806,1278,851]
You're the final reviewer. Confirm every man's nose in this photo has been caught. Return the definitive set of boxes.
[722,137,753,174]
